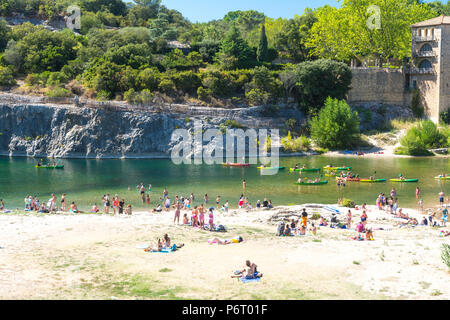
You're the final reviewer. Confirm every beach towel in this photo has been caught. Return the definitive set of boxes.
[149,244,178,253]
[136,244,149,249]
[324,206,340,214]
[240,277,261,283]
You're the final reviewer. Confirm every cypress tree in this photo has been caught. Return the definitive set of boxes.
[257,24,268,63]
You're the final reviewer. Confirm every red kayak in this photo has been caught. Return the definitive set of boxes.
[222,163,250,167]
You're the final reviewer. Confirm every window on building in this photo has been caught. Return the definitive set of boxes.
[418,59,432,69]
[420,43,433,52]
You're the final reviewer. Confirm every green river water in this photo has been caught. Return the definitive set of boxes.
[0,155,448,210]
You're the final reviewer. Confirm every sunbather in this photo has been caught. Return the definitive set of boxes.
[144,238,162,252]
[231,260,262,279]
[209,236,243,245]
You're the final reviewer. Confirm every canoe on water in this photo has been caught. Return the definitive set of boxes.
[35,165,64,169]
[257,166,285,170]
[435,175,450,180]
[323,166,352,171]
[294,181,328,186]
[289,168,320,172]
[360,179,386,183]
[336,177,360,182]
[222,163,250,167]
[389,178,419,183]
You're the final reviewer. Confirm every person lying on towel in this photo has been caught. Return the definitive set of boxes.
[208,236,243,245]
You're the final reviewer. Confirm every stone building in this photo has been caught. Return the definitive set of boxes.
[348,15,449,123]
[409,15,450,122]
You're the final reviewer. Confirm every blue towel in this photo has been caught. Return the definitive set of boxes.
[240,277,261,283]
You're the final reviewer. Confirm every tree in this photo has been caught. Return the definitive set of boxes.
[216,26,256,69]
[0,66,15,86]
[309,98,360,149]
[0,19,9,52]
[291,59,352,114]
[257,24,268,63]
[306,0,434,61]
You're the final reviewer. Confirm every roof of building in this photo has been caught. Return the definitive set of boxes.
[411,15,450,28]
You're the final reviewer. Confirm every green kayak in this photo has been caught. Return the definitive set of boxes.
[289,168,320,172]
[360,179,386,183]
[390,178,419,183]
[323,166,352,171]
[435,175,450,180]
[35,165,64,169]
[294,181,328,186]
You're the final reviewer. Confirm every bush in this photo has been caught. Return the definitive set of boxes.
[281,132,311,152]
[441,111,450,125]
[0,66,16,86]
[124,88,154,104]
[342,198,355,208]
[399,120,448,155]
[310,98,360,149]
[245,88,270,106]
[45,87,71,98]
[441,244,450,269]
[197,87,211,101]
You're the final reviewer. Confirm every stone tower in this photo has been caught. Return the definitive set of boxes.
[410,15,450,123]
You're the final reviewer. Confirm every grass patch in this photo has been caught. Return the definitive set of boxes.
[353,261,360,265]
[431,290,442,296]
[158,268,173,273]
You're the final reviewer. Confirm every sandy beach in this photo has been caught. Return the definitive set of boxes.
[0,203,449,300]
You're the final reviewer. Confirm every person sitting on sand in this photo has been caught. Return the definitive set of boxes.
[309,223,317,235]
[299,225,306,235]
[284,224,291,236]
[69,202,78,213]
[290,219,297,230]
[356,221,365,233]
[162,234,184,249]
[125,204,132,215]
[209,236,243,245]
[152,204,162,213]
[231,260,261,279]
[365,228,374,240]
[440,230,450,237]
[319,216,327,226]
[396,208,409,219]
[91,203,99,213]
[182,213,189,225]
[145,238,163,252]
[267,200,273,209]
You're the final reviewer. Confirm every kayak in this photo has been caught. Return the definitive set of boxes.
[323,166,352,171]
[294,181,328,186]
[336,177,360,182]
[324,173,337,177]
[390,178,419,183]
[435,175,450,180]
[360,179,386,183]
[289,168,320,172]
[35,165,64,169]
[257,166,285,170]
[222,163,250,167]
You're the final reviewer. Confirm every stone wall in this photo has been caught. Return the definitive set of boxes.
[347,68,412,107]
[441,25,450,118]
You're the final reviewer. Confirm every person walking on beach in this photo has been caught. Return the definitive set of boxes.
[104,194,110,214]
[113,195,120,215]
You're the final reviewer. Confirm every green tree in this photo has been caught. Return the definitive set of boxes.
[309,98,360,149]
[0,19,9,52]
[216,26,256,69]
[257,24,268,63]
[291,59,352,114]
[399,120,448,155]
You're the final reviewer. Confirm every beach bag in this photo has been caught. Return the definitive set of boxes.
[276,221,285,236]
[216,225,226,232]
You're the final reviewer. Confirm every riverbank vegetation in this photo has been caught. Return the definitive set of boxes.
[0,0,449,151]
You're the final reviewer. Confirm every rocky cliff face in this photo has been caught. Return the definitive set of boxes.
[0,103,304,158]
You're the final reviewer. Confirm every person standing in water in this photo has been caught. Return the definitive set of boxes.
[242,180,246,192]
[61,194,66,212]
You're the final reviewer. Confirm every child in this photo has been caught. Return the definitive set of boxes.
[346,210,352,229]
[310,223,317,235]
[183,213,189,225]
[208,208,214,230]
[365,228,374,241]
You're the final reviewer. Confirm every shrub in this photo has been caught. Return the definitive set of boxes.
[311,213,321,220]
[309,98,360,149]
[281,132,311,152]
[245,88,270,106]
[441,111,450,125]
[0,66,16,86]
[399,120,448,155]
[45,87,71,98]
[197,87,211,101]
[441,244,450,269]
[342,198,355,208]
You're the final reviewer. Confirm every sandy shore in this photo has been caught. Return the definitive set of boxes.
[0,204,449,300]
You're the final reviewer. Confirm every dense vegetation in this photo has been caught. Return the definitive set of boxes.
[396,120,449,155]
[0,0,449,152]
